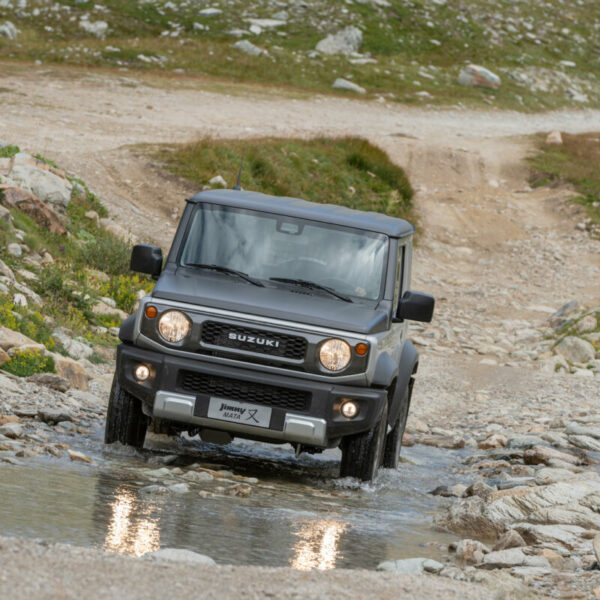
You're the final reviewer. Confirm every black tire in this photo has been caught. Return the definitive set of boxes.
[104,376,149,448]
[383,386,410,469]
[340,401,388,482]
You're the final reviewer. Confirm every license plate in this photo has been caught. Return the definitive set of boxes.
[207,397,272,429]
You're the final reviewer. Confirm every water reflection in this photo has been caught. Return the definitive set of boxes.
[104,487,160,557]
[291,521,347,571]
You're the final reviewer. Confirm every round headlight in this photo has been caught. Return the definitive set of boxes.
[319,339,351,372]
[158,310,191,343]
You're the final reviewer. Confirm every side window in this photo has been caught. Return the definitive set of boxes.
[393,244,406,312]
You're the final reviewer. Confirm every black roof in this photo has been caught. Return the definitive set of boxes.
[188,189,414,238]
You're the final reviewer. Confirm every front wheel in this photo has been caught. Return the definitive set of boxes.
[382,387,410,469]
[339,401,388,482]
[104,376,149,448]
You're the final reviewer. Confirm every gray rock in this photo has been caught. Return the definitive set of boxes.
[376,557,443,574]
[316,26,362,55]
[430,483,467,498]
[0,258,15,280]
[506,435,546,449]
[144,548,216,565]
[0,21,18,40]
[7,243,22,257]
[549,300,579,327]
[593,534,600,564]
[27,373,70,393]
[534,467,582,485]
[555,336,595,364]
[568,434,600,452]
[198,8,222,17]
[457,64,501,89]
[9,161,72,211]
[481,548,549,569]
[233,40,266,57]
[455,539,490,565]
[38,409,73,425]
[184,470,214,482]
[465,481,495,501]
[523,445,582,466]
[79,19,108,37]
[208,175,227,188]
[0,423,23,439]
[0,205,12,224]
[332,78,366,94]
[492,530,526,551]
[565,422,600,440]
[577,315,598,333]
[514,523,591,550]
[167,483,190,494]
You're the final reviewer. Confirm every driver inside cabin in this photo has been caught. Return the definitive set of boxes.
[180,205,386,300]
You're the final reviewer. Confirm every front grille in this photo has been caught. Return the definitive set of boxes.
[178,370,311,412]
[201,321,307,360]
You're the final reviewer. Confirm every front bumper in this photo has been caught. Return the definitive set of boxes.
[117,343,386,447]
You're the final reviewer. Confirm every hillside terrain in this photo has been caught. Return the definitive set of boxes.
[1,0,599,109]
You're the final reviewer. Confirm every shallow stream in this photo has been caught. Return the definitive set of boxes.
[0,429,468,570]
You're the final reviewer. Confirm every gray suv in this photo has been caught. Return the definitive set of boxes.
[105,189,434,481]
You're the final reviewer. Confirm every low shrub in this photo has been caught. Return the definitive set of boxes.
[1,347,55,377]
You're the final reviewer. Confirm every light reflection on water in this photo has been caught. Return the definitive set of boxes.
[291,521,347,571]
[104,488,160,557]
[0,441,466,569]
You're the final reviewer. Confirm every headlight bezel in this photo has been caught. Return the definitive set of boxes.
[157,309,192,344]
[319,338,352,372]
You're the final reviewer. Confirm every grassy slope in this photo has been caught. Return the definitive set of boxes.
[1,0,599,109]
[155,136,413,219]
[0,148,151,372]
[530,133,600,228]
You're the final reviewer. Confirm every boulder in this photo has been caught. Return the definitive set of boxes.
[144,548,216,566]
[7,242,21,257]
[565,422,600,440]
[0,186,67,234]
[457,65,501,90]
[0,326,37,351]
[52,330,94,361]
[549,300,579,328]
[53,355,90,391]
[0,422,23,438]
[232,40,265,57]
[376,557,443,574]
[0,204,12,224]
[577,315,597,333]
[316,26,362,55]
[38,408,73,424]
[523,446,583,466]
[480,548,550,570]
[0,21,18,40]
[513,523,591,550]
[7,158,72,211]
[568,435,600,452]
[332,78,366,94]
[435,496,502,538]
[555,336,595,364]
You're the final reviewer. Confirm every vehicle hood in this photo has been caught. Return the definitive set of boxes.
[151,270,389,335]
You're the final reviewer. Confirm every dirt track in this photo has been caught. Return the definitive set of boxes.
[2,62,600,598]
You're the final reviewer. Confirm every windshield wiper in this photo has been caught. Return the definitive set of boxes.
[269,277,353,303]
[185,263,264,287]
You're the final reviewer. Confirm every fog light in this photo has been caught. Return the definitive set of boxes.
[341,401,359,419]
[135,364,150,381]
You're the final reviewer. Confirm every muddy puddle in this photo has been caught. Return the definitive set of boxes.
[0,429,468,570]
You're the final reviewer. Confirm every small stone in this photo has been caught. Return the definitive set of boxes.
[455,539,490,565]
[145,467,173,478]
[523,446,582,466]
[184,470,214,482]
[208,175,227,188]
[79,19,108,37]
[478,434,507,449]
[0,423,23,438]
[465,481,495,501]
[0,21,18,40]
[68,449,93,463]
[376,557,443,574]
[430,484,467,498]
[332,78,366,94]
[545,131,563,145]
[577,315,597,333]
[224,483,252,497]
[568,435,600,452]
[168,483,190,494]
[7,243,22,257]
[144,548,216,565]
[556,336,595,364]
[198,8,222,16]
[233,40,266,57]
[316,26,362,55]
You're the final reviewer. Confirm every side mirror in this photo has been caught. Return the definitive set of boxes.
[130,244,163,278]
[394,291,435,323]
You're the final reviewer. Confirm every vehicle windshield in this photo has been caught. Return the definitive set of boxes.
[179,204,389,301]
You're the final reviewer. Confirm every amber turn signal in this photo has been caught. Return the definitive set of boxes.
[145,305,158,319]
[354,343,369,356]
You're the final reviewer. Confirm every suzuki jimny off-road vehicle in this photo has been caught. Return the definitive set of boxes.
[105,189,434,481]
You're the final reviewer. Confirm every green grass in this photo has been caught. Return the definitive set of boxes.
[1,347,55,377]
[155,136,413,219]
[530,132,600,228]
[0,0,599,109]
[0,157,153,359]
[0,145,20,158]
